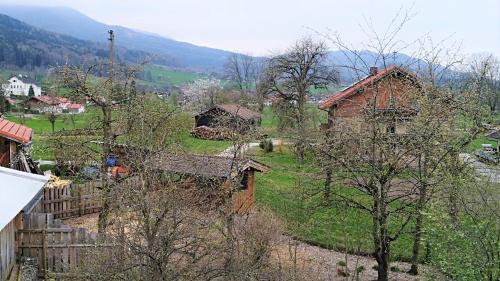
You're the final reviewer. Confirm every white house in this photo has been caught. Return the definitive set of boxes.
[1,75,42,97]
[0,167,48,280]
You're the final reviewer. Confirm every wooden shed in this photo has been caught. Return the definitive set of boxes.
[195,104,261,129]
[0,167,48,280]
[153,154,270,213]
[0,118,38,173]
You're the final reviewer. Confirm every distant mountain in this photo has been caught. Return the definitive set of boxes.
[0,5,235,71]
[0,13,170,70]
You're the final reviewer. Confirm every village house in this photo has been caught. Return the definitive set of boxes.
[192,104,261,140]
[153,154,270,213]
[25,96,85,114]
[319,66,420,134]
[1,75,42,97]
[0,167,48,281]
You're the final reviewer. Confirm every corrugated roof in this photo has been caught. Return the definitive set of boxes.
[0,118,33,144]
[319,66,415,110]
[0,167,49,230]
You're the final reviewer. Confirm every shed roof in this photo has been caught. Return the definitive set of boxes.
[0,167,49,230]
[198,104,261,120]
[319,66,416,110]
[0,118,33,144]
[153,154,270,178]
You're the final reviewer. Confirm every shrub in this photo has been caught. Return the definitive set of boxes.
[356,266,365,273]
[259,139,273,153]
[336,260,346,267]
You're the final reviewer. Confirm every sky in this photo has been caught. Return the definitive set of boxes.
[0,0,499,57]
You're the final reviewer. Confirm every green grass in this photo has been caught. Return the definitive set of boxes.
[137,65,203,89]
[249,146,415,261]
[466,135,497,153]
[178,131,231,155]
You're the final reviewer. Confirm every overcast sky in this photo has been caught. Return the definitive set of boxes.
[1,0,499,56]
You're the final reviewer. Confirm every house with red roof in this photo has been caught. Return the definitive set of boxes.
[319,66,421,134]
[26,96,85,114]
[0,118,39,173]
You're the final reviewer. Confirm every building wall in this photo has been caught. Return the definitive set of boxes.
[232,170,255,213]
[2,78,42,97]
[0,219,16,281]
[329,76,417,119]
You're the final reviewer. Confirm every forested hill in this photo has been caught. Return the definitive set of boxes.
[0,6,235,71]
[0,14,168,69]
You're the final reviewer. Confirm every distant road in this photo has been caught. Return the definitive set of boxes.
[460,153,500,183]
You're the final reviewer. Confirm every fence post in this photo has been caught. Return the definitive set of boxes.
[42,228,48,279]
[78,186,83,216]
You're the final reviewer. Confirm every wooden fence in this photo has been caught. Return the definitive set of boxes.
[17,213,101,278]
[42,181,101,219]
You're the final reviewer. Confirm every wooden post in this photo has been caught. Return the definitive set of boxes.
[78,186,83,217]
[42,229,48,279]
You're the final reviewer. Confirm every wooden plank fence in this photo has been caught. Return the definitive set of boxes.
[43,181,101,219]
[17,213,100,279]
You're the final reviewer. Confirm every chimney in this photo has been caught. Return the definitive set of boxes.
[370,67,378,75]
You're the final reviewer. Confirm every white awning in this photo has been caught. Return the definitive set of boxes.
[0,167,49,230]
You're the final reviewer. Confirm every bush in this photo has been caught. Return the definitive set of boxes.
[356,266,365,273]
[259,139,273,153]
[336,260,346,267]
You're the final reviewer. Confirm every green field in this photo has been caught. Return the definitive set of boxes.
[249,147,416,261]
[4,107,231,160]
[136,65,203,89]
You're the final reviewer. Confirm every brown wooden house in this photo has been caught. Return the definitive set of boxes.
[153,154,270,213]
[319,66,420,134]
[0,118,38,173]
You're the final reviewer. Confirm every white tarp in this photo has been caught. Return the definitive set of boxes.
[0,167,49,230]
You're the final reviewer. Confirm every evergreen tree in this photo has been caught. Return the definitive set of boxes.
[28,85,35,97]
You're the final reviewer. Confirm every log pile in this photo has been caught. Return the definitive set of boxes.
[44,175,72,189]
[191,126,236,140]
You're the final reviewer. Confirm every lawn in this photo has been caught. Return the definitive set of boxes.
[137,65,203,90]
[4,107,231,160]
[249,146,416,261]
[178,131,231,155]
[466,135,497,152]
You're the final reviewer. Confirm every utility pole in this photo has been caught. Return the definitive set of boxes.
[108,30,114,82]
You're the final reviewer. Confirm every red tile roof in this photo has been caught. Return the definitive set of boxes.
[0,118,33,144]
[319,66,414,110]
[29,96,71,105]
[65,103,83,109]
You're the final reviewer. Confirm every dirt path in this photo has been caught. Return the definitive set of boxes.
[218,138,288,157]
[271,235,432,280]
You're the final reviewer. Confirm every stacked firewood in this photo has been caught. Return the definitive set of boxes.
[191,126,235,140]
[44,175,72,189]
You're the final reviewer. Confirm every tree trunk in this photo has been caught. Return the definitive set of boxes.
[98,106,113,234]
[324,167,332,203]
[410,182,427,275]
[372,186,389,281]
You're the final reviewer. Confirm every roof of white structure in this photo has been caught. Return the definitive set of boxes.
[0,167,49,230]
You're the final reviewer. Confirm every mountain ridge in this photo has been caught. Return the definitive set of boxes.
[0,5,235,71]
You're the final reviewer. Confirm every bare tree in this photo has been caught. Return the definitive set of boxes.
[55,30,141,233]
[467,54,500,113]
[266,37,337,163]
